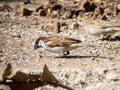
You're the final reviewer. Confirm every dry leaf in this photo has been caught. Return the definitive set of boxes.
[2,63,12,81]
[0,64,73,90]
[41,65,59,83]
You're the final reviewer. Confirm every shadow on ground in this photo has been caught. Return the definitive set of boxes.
[102,36,120,41]
[63,55,106,59]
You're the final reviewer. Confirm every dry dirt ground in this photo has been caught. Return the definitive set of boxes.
[0,0,120,90]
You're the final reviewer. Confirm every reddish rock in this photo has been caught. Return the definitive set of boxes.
[17,5,33,16]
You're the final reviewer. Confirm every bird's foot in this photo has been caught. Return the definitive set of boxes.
[64,51,70,55]
[54,52,70,58]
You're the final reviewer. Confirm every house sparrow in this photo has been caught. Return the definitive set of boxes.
[78,18,120,40]
[84,24,120,39]
[34,36,94,58]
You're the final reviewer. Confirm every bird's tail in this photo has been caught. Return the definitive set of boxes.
[105,26,120,32]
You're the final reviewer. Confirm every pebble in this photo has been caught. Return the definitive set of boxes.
[0,4,120,90]
[108,57,113,60]
[105,70,120,82]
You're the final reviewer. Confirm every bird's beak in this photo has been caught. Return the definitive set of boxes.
[81,37,87,42]
[34,45,39,50]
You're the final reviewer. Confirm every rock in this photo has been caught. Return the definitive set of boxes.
[39,9,47,16]
[105,70,120,82]
[59,70,70,79]
[0,4,12,12]
[51,4,63,10]
[59,22,68,32]
[79,0,87,10]
[61,10,73,19]
[70,22,80,30]
[17,5,33,16]
[117,4,120,10]
[41,22,60,33]
[108,57,113,60]
[91,0,101,3]
[23,0,31,4]
[58,8,66,17]
[92,6,104,19]
[83,0,97,12]
[51,10,58,18]
[31,18,39,25]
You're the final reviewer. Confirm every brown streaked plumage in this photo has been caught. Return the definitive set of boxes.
[35,36,81,47]
[34,36,92,58]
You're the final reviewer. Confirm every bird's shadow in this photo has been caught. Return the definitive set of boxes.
[102,36,120,41]
[62,55,106,59]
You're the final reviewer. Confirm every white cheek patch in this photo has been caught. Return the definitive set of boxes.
[38,40,42,46]
[38,40,48,47]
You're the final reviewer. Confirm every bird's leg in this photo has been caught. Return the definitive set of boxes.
[54,51,70,58]
[54,52,65,58]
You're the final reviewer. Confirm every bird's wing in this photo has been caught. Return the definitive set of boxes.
[46,36,81,47]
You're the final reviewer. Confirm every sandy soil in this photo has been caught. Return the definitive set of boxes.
[0,0,120,90]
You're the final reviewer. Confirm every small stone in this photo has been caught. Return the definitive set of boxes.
[23,0,31,4]
[17,5,33,16]
[108,57,113,60]
[70,22,80,30]
[80,81,87,87]
[51,4,63,10]
[117,4,120,10]
[56,63,61,66]
[39,9,47,16]
[41,22,60,33]
[105,70,120,82]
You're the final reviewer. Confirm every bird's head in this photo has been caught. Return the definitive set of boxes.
[34,37,46,50]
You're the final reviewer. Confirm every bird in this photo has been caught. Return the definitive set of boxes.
[78,18,120,40]
[34,36,94,58]
[84,24,120,40]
